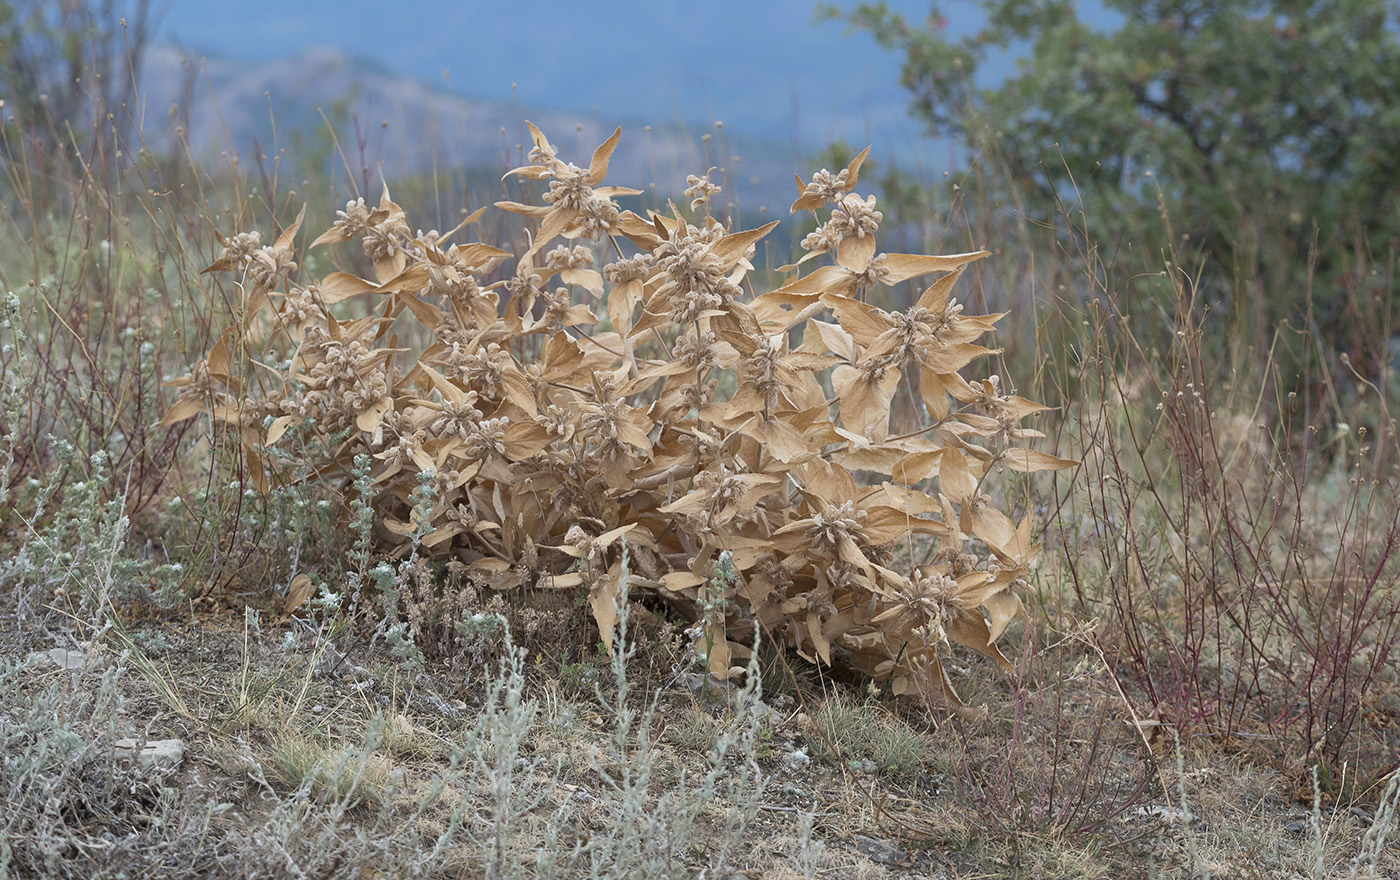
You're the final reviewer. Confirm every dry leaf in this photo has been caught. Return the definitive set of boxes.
[284,574,315,615]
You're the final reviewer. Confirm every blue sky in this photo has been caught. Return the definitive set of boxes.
[154,0,948,162]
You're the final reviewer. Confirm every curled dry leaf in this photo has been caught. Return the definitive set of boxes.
[284,574,315,615]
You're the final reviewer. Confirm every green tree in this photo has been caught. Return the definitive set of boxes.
[824,0,1400,350]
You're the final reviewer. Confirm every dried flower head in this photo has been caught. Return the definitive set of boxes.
[684,167,722,210]
[653,221,742,324]
[804,168,851,204]
[603,253,655,284]
[544,244,594,270]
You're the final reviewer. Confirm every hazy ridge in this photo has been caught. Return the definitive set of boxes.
[136,44,805,213]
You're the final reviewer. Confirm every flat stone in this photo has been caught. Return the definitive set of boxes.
[853,834,920,869]
[113,738,185,770]
[681,671,737,695]
[45,647,86,671]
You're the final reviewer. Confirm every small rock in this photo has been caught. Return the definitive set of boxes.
[681,672,737,696]
[848,758,878,774]
[113,738,185,770]
[853,835,919,869]
[679,673,778,721]
[1133,805,1197,825]
[45,647,86,671]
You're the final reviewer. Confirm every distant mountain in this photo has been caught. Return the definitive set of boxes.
[135,44,806,214]
[149,0,928,163]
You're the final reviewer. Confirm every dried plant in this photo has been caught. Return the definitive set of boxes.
[164,125,1074,710]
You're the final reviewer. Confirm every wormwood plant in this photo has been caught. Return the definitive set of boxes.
[164,124,1073,708]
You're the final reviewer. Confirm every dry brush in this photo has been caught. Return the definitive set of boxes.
[164,124,1075,709]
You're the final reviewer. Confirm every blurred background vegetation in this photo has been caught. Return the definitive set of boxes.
[821,0,1398,420]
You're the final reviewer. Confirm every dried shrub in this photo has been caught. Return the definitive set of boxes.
[163,125,1074,708]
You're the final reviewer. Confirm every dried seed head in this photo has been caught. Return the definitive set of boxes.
[425,391,483,438]
[332,198,372,239]
[544,244,594,270]
[684,167,722,210]
[281,284,324,326]
[442,343,508,401]
[804,167,851,204]
[654,222,741,324]
[860,358,892,383]
[828,192,882,239]
[744,335,786,411]
[936,548,981,578]
[527,140,556,167]
[376,428,426,472]
[849,252,892,292]
[905,569,962,616]
[540,404,574,439]
[603,253,655,284]
[800,223,840,254]
[678,425,724,459]
[581,401,629,459]
[807,500,868,550]
[427,264,483,308]
[304,338,389,430]
[578,194,621,239]
[462,417,509,461]
[180,360,218,397]
[672,329,719,373]
[678,377,719,410]
[219,230,263,266]
[542,164,591,211]
[505,267,543,311]
[362,213,410,263]
[444,502,477,529]
[246,241,297,290]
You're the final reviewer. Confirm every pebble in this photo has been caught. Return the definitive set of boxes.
[679,673,778,721]
[44,647,87,671]
[853,834,920,869]
[113,738,185,770]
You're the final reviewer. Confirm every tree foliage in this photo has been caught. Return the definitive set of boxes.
[825,0,1400,333]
